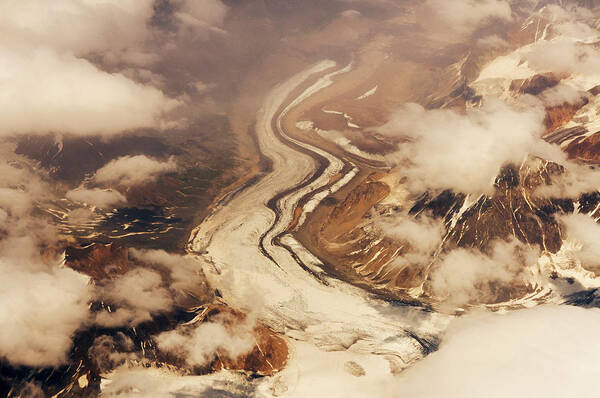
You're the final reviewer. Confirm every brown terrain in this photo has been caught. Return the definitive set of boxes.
[12,4,600,395]
[296,156,579,305]
[508,72,590,132]
[285,27,600,306]
[296,172,420,296]
[282,34,506,300]
[13,2,597,397]
[164,304,288,376]
[566,133,600,162]
[25,243,290,397]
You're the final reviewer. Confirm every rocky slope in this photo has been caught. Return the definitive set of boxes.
[292,4,600,309]
[2,243,288,397]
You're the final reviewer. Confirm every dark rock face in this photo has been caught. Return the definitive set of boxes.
[565,132,600,163]
[578,192,600,214]
[412,158,571,253]
[509,73,589,133]
[588,84,600,96]
[544,98,590,132]
[510,73,561,96]
[409,190,466,220]
[302,156,599,303]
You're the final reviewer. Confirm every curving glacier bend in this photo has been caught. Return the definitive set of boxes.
[187,61,447,396]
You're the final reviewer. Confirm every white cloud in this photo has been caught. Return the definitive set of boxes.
[0,0,154,56]
[429,239,540,307]
[156,313,255,367]
[129,249,211,299]
[94,155,178,186]
[538,5,599,41]
[0,258,91,367]
[538,83,588,106]
[98,367,253,398]
[377,215,444,254]
[517,5,600,76]
[0,47,178,136]
[176,0,229,34]
[558,213,600,271]
[477,34,509,48]
[0,159,93,368]
[88,334,138,375]
[95,268,173,327]
[394,305,600,398]
[0,160,48,218]
[132,249,259,369]
[66,188,126,209]
[525,39,600,76]
[535,161,600,198]
[376,100,561,195]
[0,0,182,137]
[94,250,214,328]
[420,0,512,41]
[0,188,32,217]
[375,215,445,276]
[67,208,96,224]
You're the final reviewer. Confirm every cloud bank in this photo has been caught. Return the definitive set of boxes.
[0,159,93,367]
[0,257,91,367]
[0,48,178,137]
[94,155,178,186]
[0,0,183,137]
[420,0,512,42]
[66,188,126,209]
[558,213,600,272]
[394,305,600,398]
[156,313,256,367]
[430,239,540,306]
[376,100,561,194]
[94,268,173,327]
